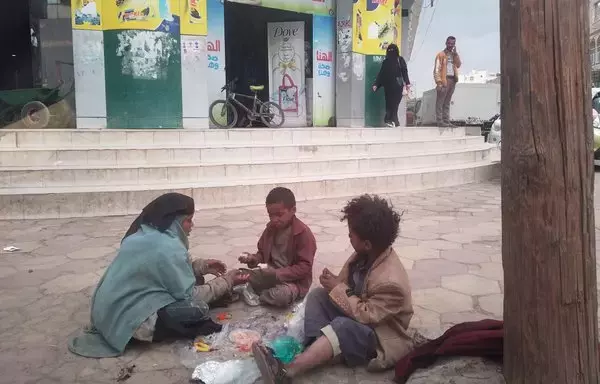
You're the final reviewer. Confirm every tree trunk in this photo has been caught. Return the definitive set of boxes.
[501,0,599,383]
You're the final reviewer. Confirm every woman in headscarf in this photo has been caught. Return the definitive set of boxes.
[69,193,245,358]
[372,43,411,127]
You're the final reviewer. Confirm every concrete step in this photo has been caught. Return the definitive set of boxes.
[0,161,500,219]
[0,136,485,167]
[0,146,493,188]
[0,127,466,149]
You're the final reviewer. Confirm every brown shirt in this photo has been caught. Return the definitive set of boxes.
[270,225,292,268]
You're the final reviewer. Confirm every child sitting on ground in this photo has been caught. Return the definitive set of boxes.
[252,194,414,383]
[238,187,317,308]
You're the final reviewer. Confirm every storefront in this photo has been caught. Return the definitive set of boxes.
[0,0,408,130]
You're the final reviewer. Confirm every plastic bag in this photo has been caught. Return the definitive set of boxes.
[178,323,231,369]
[284,299,306,342]
[191,359,260,384]
[269,335,304,364]
[228,329,262,352]
[233,283,260,307]
[178,309,288,368]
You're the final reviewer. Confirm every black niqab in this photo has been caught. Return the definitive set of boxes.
[122,193,195,242]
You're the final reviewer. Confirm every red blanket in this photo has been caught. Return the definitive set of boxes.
[395,319,503,384]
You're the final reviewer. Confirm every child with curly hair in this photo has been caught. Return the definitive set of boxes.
[252,194,414,383]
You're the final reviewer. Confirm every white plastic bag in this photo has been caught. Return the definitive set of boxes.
[233,283,260,307]
[285,299,306,342]
[191,359,261,384]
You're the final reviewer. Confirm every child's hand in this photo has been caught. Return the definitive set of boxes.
[205,259,227,276]
[320,268,340,292]
[233,271,250,286]
[238,252,259,268]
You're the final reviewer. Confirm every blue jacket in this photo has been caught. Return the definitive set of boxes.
[68,222,195,357]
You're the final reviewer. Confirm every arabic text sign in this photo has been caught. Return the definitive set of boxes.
[206,39,222,70]
[313,14,335,126]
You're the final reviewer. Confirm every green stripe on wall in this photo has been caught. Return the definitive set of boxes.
[104,30,183,129]
[364,55,386,128]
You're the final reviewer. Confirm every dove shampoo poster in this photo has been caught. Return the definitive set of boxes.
[268,22,306,127]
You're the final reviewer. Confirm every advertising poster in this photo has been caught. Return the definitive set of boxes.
[268,21,306,127]
[228,0,334,17]
[180,0,207,35]
[206,0,226,121]
[352,0,402,55]
[103,0,180,33]
[72,0,103,30]
[313,15,335,126]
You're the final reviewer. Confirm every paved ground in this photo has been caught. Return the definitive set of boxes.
[0,178,593,384]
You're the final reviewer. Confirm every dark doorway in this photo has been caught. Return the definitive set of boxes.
[223,2,312,126]
[0,0,34,90]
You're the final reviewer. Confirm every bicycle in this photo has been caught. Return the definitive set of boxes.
[209,79,285,129]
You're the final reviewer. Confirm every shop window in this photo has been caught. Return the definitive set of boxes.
[0,0,76,129]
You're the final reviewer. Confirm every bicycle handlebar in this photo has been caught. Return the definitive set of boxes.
[221,77,240,92]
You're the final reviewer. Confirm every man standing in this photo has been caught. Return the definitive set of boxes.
[434,36,461,127]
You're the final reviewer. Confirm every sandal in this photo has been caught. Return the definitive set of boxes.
[252,342,291,384]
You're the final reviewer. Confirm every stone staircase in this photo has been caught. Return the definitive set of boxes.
[0,127,499,219]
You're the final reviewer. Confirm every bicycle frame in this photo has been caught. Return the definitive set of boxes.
[226,92,263,120]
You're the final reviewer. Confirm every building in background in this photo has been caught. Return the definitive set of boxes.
[458,70,499,84]
[0,0,422,130]
[591,0,600,86]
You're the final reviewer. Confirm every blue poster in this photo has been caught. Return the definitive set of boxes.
[313,15,336,126]
[206,0,226,112]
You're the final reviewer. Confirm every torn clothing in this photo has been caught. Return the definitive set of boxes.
[304,287,377,367]
[254,216,317,297]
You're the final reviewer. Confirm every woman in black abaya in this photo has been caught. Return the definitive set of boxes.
[372,44,411,127]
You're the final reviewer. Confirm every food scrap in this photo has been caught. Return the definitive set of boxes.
[194,340,212,353]
[216,312,232,322]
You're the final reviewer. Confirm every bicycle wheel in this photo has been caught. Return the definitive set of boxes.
[209,100,238,129]
[260,101,285,128]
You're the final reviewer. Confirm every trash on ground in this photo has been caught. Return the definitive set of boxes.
[116,364,135,382]
[194,340,212,352]
[233,283,261,307]
[3,246,21,253]
[191,359,260,384]
[216,312,232,322]
[284,299,306,342]
[269,335,304,364]
[182,300,306,371]
[229,329,261,352]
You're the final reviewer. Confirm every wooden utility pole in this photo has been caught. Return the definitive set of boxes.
[501,0,599,383]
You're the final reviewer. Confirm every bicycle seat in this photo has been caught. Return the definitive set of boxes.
[250,85,264,92]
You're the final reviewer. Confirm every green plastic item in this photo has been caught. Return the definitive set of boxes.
[270,336,304,364]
